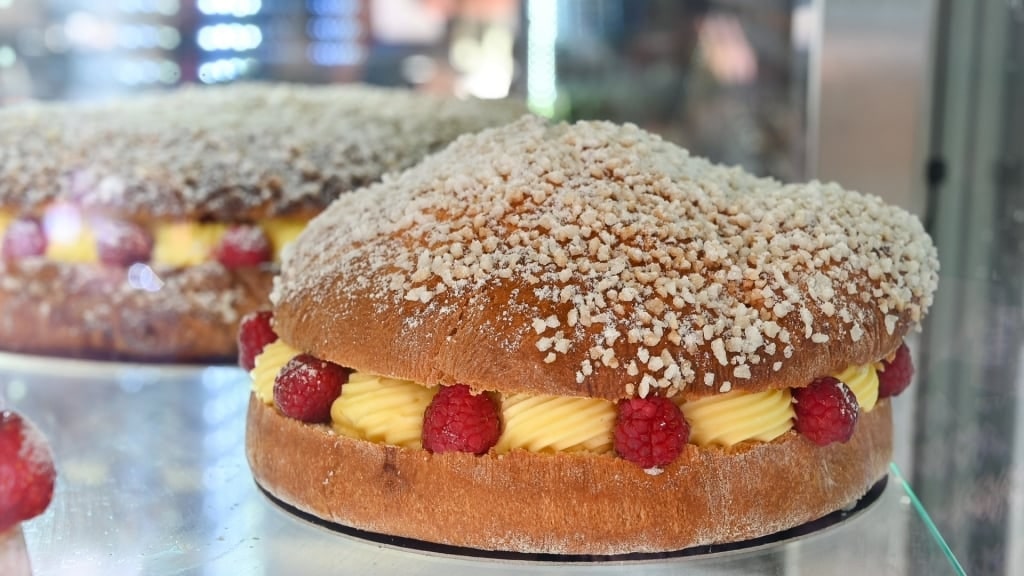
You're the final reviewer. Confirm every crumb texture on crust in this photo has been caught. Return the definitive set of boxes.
[0,83,526,220]
[246,395,893,554]
[0,260,270,361]
[274,117,939,400]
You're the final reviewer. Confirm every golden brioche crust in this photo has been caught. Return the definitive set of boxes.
[247,395,892,554]
[274,117,939,400]
[0,260,269,361]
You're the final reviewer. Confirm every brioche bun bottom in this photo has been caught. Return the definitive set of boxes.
[246,395,892,555]
[0,262,271,362]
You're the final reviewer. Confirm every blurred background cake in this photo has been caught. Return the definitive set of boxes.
[0,83,525,361]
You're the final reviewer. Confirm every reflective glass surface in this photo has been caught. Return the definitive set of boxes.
[1,354,963,575]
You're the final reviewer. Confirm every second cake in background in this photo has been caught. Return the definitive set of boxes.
[0,83,525,362]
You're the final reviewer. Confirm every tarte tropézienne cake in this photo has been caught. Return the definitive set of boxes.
[241,116,939,554]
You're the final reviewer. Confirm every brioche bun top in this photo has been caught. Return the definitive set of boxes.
[0,83,525,221]
[273,117,938,401]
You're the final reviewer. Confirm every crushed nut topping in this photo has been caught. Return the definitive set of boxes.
[277,117,939,398]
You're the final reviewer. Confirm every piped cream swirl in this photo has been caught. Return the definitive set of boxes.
[831,363,879,411]
[678,389,795,447]
[251,339,301,404]
[496,393,615,454]
[331,373,437,450]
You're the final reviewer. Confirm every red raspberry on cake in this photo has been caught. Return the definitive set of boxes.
[273,354,349,423]
[215,225,272,268]
[96,219,154,266]
[422,385,501,455]
[237,311,278,371]
[0,411,56,533]
[1,218,47,261]
[614,396,689,469]
[878,343,914,398]
[793,377,859,446]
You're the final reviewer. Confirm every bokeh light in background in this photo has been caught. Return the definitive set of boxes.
[308,0,363,68]
[525,0,556,116]
[196,23,263,53]
[0,44,14,68]
[197,1,269,86]
[197,56,256,83]
[198,0,262,18]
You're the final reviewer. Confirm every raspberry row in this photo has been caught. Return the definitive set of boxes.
[239,312,914,470]
[1,213,280,268]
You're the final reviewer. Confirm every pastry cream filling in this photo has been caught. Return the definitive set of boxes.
[677,389,795,447]
[152,222,229,267]
[261,218,307,261]
[496,393,615,454]
[250,341,882,453]
[831,363,879,412]
[46,222,98,263]
[0,208,306,266]
[331,373,438,450]
[252,340,301,403]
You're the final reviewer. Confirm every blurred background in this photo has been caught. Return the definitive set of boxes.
[0,0,847,186]
[0,0,940,211]
[1,0,1022,574]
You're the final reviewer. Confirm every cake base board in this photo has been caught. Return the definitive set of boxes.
[256,474,887,564]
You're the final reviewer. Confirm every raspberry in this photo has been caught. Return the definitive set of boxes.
[422,385,501,455]
[792,377,859,446]
[214,225,271,268]
[237,311,278,371]
[0,411,56,532]
[614,396,689,468]
[96,219,153,266]
[2,218,47,261]
[878,343,914,398]
[273,354,349,423]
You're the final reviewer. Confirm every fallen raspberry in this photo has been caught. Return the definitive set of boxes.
[273,354,348,423]
[878,343,914,398]
[422,385,501,454]
[614,396,689,468]
[0,411,56,532]
[1,218,47,261]
[214,225,271,268]
[237,311,278,371]
[96,219,153,266]
[793,377,859,446]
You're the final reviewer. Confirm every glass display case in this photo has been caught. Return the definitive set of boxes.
[0,0,1021,574]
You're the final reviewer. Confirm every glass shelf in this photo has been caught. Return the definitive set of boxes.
[0,353,964,575]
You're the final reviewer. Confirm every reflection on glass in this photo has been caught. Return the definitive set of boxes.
[542,0,810,181]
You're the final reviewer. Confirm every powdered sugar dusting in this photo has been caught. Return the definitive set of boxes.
[15,414,53,473]
[278,117,939,398]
